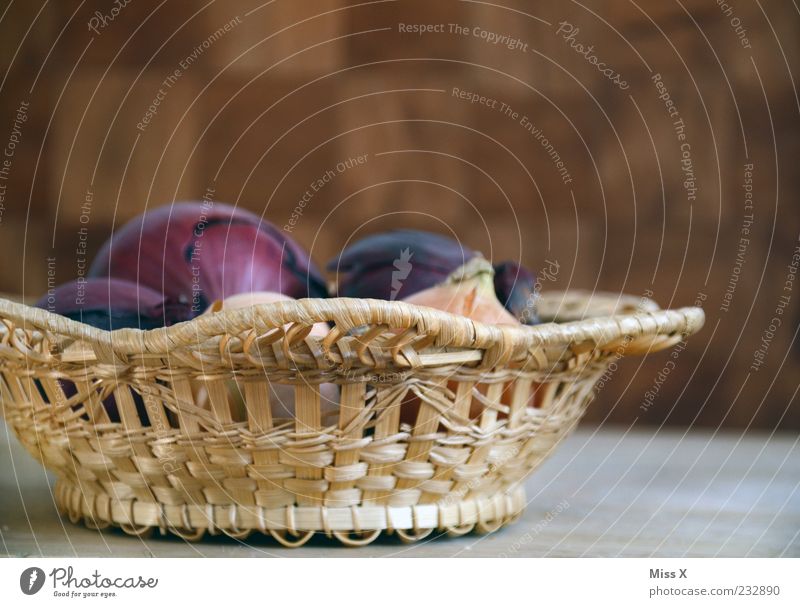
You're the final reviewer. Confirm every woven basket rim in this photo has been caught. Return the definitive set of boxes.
[0,291,704,358]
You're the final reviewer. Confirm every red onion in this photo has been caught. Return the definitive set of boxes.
[327,230,540,322]
[34,278,179,425]
[327,229,476,300]
[493,261,540,325]
[89,202,328,315]
[36,277,192,330]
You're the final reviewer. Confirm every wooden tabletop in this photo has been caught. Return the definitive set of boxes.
[1,421,797,557]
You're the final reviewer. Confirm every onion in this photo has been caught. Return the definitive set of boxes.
[35,277,192,331]
[89,202,328,314]
[403,256,519,325]
[33,278,186,425]
[201,291,338,424]
[400,257,540,424]
[327,229,476,300]
[327,229,540,323]
[493,261,540,325]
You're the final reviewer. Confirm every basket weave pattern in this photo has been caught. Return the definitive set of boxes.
[0,292,703,546]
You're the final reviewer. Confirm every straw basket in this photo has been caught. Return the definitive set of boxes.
[0,292,703,546]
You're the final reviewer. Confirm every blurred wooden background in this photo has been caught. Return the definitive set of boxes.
[0,1,797,429]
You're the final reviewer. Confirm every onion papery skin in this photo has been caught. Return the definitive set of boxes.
[399,257,541,425]
[402,256,519,326]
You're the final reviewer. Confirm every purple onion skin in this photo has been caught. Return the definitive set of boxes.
[36,277,192,331]
[493,261,539,325]
[89,202,327,313]
[327,230,476,300]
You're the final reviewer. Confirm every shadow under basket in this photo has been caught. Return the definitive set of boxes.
[0,291,703,547]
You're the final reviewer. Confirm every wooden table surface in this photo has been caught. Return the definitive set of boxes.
[2,421,797,557]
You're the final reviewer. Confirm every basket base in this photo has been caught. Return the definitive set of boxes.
[55,480,527,547]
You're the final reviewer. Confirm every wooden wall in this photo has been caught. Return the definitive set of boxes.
[0,1,797,428]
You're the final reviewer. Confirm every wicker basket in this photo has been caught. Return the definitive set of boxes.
[0,291,703,546]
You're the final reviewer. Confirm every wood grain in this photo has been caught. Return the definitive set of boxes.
[0,0,796,430]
